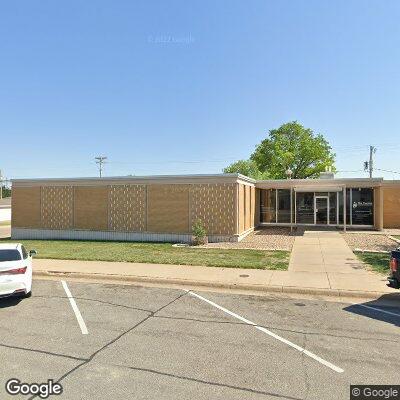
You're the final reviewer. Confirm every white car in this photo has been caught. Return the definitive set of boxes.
[0,243,36,299]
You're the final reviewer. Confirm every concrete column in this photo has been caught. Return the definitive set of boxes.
[374,186,384,231]
[343,186,347,232]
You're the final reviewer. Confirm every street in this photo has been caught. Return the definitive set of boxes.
[0,279,399,399]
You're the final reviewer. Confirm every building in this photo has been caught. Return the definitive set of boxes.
[11,173,400,242]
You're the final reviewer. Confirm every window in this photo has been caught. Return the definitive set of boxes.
[0,250,22,262]
[329,193,337,225]
[260,189,276,223]
[21,246,28,260]
[338,188,374,225]
[277,189,291,223]
[296,192,314,224]
[351,188,374,225]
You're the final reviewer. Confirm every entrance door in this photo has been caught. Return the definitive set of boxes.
[315,197,329,224]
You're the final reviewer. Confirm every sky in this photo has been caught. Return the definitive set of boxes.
[0,0,399,181]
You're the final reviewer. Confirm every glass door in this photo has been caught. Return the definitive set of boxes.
[315,196,329,224]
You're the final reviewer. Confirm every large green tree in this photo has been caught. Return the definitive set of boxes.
[250,121,335,179]
[223,159,269,180]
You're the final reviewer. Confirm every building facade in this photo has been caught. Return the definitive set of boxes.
[11,174,400,242]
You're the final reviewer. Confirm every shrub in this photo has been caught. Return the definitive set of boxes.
[192,220,207,245]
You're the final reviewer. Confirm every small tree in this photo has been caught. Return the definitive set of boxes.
[192,220,207,245]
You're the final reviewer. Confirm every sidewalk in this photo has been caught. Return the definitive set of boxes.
[33,256,396,301]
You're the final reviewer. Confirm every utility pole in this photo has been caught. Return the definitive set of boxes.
[95,156,107,178]
[368,146,376,178]
[364,146,377,178]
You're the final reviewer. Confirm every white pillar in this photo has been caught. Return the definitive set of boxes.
[343,186,347,232]
[290,188,293,232]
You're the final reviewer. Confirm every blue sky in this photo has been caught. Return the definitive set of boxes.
[1,0,399,180]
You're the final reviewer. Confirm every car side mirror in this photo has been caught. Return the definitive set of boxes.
[29,250,37,257]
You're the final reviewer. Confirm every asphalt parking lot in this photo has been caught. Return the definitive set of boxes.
[0,279,399,400]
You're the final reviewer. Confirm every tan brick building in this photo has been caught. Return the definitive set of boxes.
[11,174,400,242]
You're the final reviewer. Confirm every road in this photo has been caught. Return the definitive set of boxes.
[0,279,399,399]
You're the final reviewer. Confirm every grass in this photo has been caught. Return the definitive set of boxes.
[393,235,400,240]
[355,251,391,274]
[0,238,289,270]
[0,221,10,226]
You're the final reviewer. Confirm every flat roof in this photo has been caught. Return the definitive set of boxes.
[12,173,256,186]
[256,177,386,189]
[11,174,400,188]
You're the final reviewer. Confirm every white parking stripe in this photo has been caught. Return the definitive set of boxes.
[189,291,344,373]
[61,280,88,335]
[355,304,400,318]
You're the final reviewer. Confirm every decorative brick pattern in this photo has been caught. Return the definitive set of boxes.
[109,185,146,231]
[190,184,236,235]
[41,186,73,229]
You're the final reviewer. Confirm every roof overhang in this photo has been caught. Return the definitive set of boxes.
[256,178,384,189]
[11,173,256,187]
[294,186,343,193]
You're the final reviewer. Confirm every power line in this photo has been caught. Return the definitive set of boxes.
[109,159,238,165]
[375,168,400,175]
[335,170,364,173]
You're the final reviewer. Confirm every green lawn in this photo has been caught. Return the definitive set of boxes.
[355,252,391,274]
[0,220,10,226]
[0,239,289,270]
[393,235,400,240]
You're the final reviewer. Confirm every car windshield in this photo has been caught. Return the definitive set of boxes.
[0,249,22,262]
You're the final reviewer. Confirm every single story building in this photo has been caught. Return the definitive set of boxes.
[11,173,400,242]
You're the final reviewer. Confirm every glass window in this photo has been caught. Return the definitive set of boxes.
[296,192,314,224]
[21,246,28,260]
[329,193,337,225]
[0,250,22,262]
[260,189,276,223]
[346,189,351,224]
[351,188,374,225]
[277,189,291,223]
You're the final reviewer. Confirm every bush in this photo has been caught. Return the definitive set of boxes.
[192,220,207,245]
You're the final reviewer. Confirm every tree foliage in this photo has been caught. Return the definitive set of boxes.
[250,121,335,179]
[0,186,11,197]
[223,159,269,180]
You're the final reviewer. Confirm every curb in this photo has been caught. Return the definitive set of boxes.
[388,235,400,245]
[33,270,394,300]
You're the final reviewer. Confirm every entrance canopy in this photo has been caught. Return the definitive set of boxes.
[293,186,343,193]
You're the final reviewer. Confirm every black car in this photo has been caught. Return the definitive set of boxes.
[388,248,400,289]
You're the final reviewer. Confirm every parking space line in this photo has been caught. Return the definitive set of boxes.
[355,304,400,318]
[61,280,89,335]
[189,291,344,374]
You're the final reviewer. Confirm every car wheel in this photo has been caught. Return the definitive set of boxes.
[21,291,32,299]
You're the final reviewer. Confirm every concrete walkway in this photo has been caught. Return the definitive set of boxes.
[289,231,366,274]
